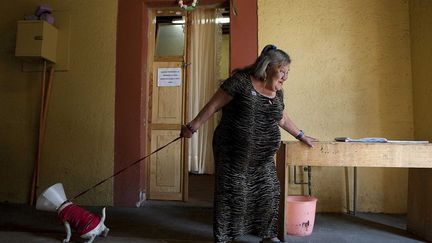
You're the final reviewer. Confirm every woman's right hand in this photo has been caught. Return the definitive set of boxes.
[180,125,194,138]
[299,135,318,147]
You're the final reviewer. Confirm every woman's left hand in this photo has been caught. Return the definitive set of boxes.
[299,135,318,147]
[180,125,194,138]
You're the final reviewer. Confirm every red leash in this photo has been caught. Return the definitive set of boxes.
[71,136,181,201]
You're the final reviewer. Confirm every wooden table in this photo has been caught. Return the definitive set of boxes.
[276,141,432,242]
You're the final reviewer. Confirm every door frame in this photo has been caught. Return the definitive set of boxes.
[115,0,256,206]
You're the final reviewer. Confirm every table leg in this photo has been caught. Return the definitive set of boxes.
[276,143,287,241]
[407,168,432,241]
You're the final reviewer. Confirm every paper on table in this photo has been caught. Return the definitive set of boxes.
[335,137,429,144]
[387,140,429,144]
[334,137,387,143]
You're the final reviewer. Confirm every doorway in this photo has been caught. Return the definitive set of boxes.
[146,6,230,203]
[115,0,257,206]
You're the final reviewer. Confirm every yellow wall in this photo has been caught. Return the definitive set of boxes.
[1,0,429,212]
[411,0,432,142]
[0,0,117,205]
[259,0,413,212]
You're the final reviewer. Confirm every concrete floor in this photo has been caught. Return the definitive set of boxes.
[0,175,426,242]
[0,201,426,243]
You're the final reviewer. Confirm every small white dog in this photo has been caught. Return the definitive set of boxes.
[57,201,109,243]
[36,183,110,243]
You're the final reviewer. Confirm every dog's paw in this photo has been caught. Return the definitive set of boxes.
[62,239,70,243]
[102,227,110,237]
[84,234,96,243]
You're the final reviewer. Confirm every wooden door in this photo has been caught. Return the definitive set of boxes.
[148,61,184,200]
[146,9,190,201]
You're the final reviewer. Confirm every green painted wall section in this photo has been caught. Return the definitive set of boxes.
[258,0,414,212]
[411,0,432,142]
[0,0,117,205]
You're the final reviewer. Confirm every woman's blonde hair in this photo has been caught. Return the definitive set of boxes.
[234,44,291,81]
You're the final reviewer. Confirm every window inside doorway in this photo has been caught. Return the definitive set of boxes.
[155,15,185,57]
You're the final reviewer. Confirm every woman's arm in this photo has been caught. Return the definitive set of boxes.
[180,88,233,138]
[278,110,317,147]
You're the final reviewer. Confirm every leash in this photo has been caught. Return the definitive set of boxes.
[71,136,181,201]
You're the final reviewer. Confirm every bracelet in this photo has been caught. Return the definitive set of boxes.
[295,130,305,140]
[186,123,197,134]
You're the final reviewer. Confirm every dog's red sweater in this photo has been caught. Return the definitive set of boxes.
[58,203,101,235]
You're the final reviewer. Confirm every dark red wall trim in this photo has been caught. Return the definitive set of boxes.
[230,0,258,72]
[115,0,146,206]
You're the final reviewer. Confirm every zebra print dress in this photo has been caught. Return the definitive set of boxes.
[212,71,284,242]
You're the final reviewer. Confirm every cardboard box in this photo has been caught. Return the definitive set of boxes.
[15,20,58,63]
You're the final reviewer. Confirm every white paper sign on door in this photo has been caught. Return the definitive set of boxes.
[157,68,182,87]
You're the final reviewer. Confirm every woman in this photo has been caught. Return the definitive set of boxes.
[180,44,316,243]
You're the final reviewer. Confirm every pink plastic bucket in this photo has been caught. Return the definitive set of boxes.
[286,195,318,236]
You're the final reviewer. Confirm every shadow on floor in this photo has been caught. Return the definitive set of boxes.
[0,175,425,242]
[0,201,427,243]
